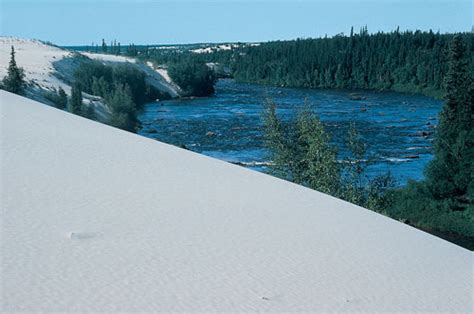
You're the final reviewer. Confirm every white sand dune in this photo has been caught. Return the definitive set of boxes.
[1,91,472,312]
[0,37,110,119]
[0,37,180,112]
[136,62,181,98]
[0,37,72,93]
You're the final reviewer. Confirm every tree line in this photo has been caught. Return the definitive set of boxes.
[230,29,474,98]
[118,29,473,98]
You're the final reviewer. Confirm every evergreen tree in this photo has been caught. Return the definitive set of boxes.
[2,46,25,94]
[223,30,474,98]
[168,59,216,96]
[426,35,473,204]
[84,104,96,120]
[57,87,68,110]
[389,36,473,237]
[69,83,83,115]
[126,44,138,57]
[101,39,107,53]
[107,83,138,132]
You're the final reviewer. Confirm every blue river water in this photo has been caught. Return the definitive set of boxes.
[138,79,443,185]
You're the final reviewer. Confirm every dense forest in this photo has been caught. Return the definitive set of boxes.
[167,58,217,97]
[232,29,474,97]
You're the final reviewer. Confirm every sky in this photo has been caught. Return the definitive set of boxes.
[0,0,472,46]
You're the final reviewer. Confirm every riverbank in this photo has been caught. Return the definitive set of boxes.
[233,78,446,100]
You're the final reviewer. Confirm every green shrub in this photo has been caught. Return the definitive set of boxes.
[43,87,68,109]
[262,100,395,211]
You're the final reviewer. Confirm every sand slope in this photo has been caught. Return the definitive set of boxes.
[0,37,180,117]
[0,37,111,119]
[1,91,472,312]
[0,37,72,93]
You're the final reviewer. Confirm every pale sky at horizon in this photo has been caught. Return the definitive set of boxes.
[0,0,472,46]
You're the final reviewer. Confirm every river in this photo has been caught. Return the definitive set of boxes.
[138,79,442,185]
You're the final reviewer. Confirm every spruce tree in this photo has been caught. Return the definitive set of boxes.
[101,39,107,53]
[389,36,473,237]
[2,46,25,95]
[426,35,473,205]
[107,84,138,132]
[69,83,83,115]
[57,87,68,110]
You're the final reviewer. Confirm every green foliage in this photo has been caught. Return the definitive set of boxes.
[263,101,340,194]
[389,181,474,237]
[262,100,394,210]
[91,76,110,98]
[74,61,113,96]
[262,100,297,180]
[231,30,474,97]
[2,46,26,95]
[168,59,216,97]
[126,44,139,57]
[69,83,83,115]
[101,39,108,54]
[390,35,474,237]
[426,35,474,202]
[295,107,340,195]
[84,103,96,120]
[43,87,68,110]
[72,59,170,132]
[74,60,166,106]
[341,123,367,205]
[57,87,68,110]
[365,174,397,214]
[260,34,473,239]
[111,64,148,105]
[106,84,139,132]
[122,30,473,98]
